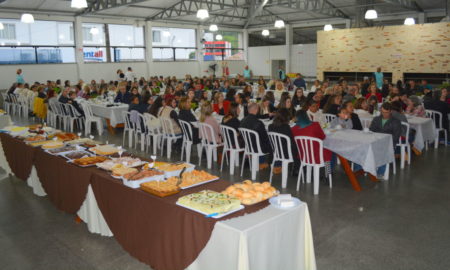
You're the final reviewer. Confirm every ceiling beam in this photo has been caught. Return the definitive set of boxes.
[244,0,269,29]
[84,0,149,14]
[264,0,350,19]
[383,0,423,12]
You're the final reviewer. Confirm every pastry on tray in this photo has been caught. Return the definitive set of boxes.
[97,157,143,170]
[222,180,278,205]
[73,156,108,166]
[154,162,193,172]
[140,181,180,197]
[166,170,218,188]
[89,145,120,155]
[63,151,92,160]
[24,135,46,142]
[47,145,77,154]
[55,132,78,141]
[30,140,54,147]
[123,169,164,181]
[66,138,101,146]
[111,164,138,177]
[42,140,64,149]
[177,190,241,214]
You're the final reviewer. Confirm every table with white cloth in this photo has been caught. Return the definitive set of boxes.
[324,129,395,188]
[88,103,129,133]
[360,115,436,152]
[0,114,12,129]
[0,133,317,270]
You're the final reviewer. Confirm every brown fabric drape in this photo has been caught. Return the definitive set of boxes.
[0,133,36,181]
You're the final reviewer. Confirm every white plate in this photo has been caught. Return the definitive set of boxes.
[176,202,244,219]
[180,178,219,190]
[269,197,301,209]
[157,163,195,178]
[62,151,93,160]
[122,174,165,188]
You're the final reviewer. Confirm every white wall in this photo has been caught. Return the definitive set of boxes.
[0,60,247,89]
[248,44,317,78]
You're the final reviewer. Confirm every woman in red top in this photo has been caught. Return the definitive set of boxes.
[291,110,332,163]
[365,84,382,103]
[212,92,230,115]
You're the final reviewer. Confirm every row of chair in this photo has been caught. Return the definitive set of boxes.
[2,93,34,118]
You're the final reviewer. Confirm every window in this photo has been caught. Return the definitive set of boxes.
[82,27,93,42]
[0,18,75,64]
[203,30,243,60]
[152,27,196,61]
[82,23,105,46]
[108,24,145,62]
[0,23,16,40]
[152,30,161,43]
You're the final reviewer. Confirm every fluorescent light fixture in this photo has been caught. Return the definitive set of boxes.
[21,14,35,23]
[324,24,333,31]
[215,34,223,40]
[274,20,285,28]
[90,27,99,35]
[196,9,209,20]
[404,18,415,25]
[71,0,88,9]
[209,24,218,32]
[162,31,171,37]
[262,29,270,36]
[364,9,377,19]
[0,22,4,30]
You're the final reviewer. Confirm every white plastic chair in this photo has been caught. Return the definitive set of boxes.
[179,120,201,163]
[220,125,244,175]
[426,109,447,148]
[1,92,12,114]
[324,113,336,124]
[198,122,223,169]
[122,111,134,147]
[239,128,268,180]
[131,112,146,151]
[9,94,21,116]
[143,113,162,155]
[268,132,294,188]
[18,95,29,118]
[160,117,182,159]
[63,103,84,132]
[397,122,411,170]
[294,136,332,195]
[81,102,103,136]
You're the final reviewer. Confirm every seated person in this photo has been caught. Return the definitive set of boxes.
[323,94,342,115]
[114,85,132,104]
[330,107,353,129]
[58,88,71,104]
[128,95,149,114]
[68,91,84,116]
[178,97,200,144]
[240,103,272,168]
[212,92,230,116]
[343,101,362,130]
[199,101,222,144]
[258,97,276,119]
[354,98,373,118]
[306,100,326,126]
[222,102,242,147]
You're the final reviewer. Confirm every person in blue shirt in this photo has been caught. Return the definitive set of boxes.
[278,66,286,80]
[114,85,132,104]
[373,67,384,89]
[16,69,24,84]
[243,65,252,80]
[293,73,306,89]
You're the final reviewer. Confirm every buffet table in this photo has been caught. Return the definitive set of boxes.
[0,132,316,270]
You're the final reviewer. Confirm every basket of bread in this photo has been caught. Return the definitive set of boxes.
[222,180,278,205]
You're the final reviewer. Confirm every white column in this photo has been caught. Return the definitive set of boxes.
[74,16,84,80]
[145,21,153,78]
[285,24,293,74]
[196,25,204,77]
[243,29,249,63]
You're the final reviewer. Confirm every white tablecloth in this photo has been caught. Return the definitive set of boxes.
[89,104,129,127]
[0,138,12,176]
[187,202,316,270]
[407,116,436,151]
[0,114,12,129]
[324,129,394,177]
[27,166,47,197]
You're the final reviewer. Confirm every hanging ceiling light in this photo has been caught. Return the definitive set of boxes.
[71,0,88,9]
[196,9,209,20]
[324,24,333,31]
[215,34,223,40]
[209,24,218,32]
[90,27,99,35]
[274,20,285,28]
[0,22,4,30]
[262,29,270,36]
[21,14,35,23]
[404,18,415,25]
[364,9,377,19]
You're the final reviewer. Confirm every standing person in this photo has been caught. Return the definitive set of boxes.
[278,66,286,81]
[374,67,384,90]
[16,69,24,84]
[125,67,135,82]
[243,65,252,80]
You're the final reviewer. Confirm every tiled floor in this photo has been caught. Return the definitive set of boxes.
[1,115,449,270]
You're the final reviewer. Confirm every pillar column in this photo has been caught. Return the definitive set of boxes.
[145,21,153,78]
[285,24,293,74]
[74,16,84,80]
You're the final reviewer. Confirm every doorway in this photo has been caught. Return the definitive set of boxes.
[271,59,286,79]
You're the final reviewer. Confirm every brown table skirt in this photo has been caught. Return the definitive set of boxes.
[0,133,36,181]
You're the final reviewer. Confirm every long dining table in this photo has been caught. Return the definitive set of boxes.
[0,132,317,270]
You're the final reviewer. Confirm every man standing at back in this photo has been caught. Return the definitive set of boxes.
[243,65,252,80]
[373,67,384,90]
[125,67,135,82]
[293,73,307,89]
